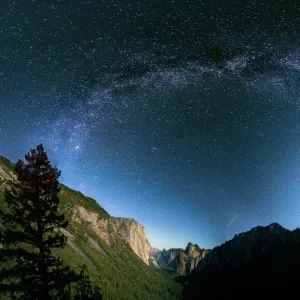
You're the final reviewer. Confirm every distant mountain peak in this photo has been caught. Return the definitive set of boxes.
[233,222,288,240]
[175,243,210,275]
[267,222,286,231]
[185,242,202,256]
[152,247,161,252]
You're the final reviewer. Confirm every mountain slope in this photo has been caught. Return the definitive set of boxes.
[0,155,181,300]
[180,223,300,299]
[71,204,156,266]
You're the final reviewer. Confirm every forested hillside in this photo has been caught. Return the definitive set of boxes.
[0,155,182,300]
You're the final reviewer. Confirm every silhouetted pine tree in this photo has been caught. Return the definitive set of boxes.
[74,265,103,300]
[0,144,78,299]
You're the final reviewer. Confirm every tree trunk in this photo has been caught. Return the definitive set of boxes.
[38,220,49,300]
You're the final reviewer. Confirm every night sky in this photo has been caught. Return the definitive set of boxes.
[1,0,300,250]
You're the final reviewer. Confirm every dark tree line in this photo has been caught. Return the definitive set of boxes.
[0,144,102,299]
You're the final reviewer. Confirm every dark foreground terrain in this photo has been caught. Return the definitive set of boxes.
[179,223,300,299]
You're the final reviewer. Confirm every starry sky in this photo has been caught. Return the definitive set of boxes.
[1,0,300,250]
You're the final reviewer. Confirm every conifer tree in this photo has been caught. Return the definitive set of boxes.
[0,144,77,299]
[74,265,103,300]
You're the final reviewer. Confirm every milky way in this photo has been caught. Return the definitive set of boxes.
[1,0,300,249]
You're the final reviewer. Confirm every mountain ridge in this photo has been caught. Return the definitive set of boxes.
[180,222,300,299]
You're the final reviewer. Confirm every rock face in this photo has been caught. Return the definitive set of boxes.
[72,205,157,266]
[151,248,162,260]
[114,217,152,266]
[0,157,14,183]
[149,255,160,268]
[175,243,209,275]
[72,206,119,246]
[162,248,181,263]
[159,248,182,269]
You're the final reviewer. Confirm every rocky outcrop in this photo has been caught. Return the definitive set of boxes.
[162,248,181,263]
[176,250,190,275]
[60,228,95,267]
[175,243,209,275]
[72,205,157,266]
[72,206,118,246]
[151,248,162,261]
[0,158,14,184]
[156,248,182,269]
[151,244,209,272]
[114,217,152,266]
[149,255,160,268]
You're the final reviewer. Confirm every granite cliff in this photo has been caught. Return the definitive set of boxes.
[152,248,182,269]
[64,196,158,266]
[175,243,209,275]
[152,243,209,274]
[114,217,153,266]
